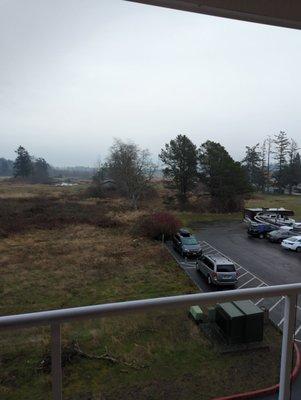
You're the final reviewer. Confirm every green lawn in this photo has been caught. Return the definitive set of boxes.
[176,194,301,227]
[246,194,301,220]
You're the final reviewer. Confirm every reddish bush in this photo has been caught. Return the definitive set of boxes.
[138,212,181,241]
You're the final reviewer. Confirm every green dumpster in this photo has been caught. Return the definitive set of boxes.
[233,300,264,342]
[216,302,245,344]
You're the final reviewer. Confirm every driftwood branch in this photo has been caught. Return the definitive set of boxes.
[38,340,149,372]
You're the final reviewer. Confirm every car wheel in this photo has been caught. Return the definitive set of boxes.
[259,233,264,239]
[296,247,301,253]
[207,275,212,285]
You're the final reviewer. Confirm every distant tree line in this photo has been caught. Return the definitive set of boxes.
[12,146,50,183]
[242,131,301,194]
[0,158,14,176]
[49,166,95,179]
[1,146,95,181]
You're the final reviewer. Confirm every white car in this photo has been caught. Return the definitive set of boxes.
[281,236,301,252]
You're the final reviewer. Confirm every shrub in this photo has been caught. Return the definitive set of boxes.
[137,212,181,241]
[0,197,123,236]
[85,184,104,198]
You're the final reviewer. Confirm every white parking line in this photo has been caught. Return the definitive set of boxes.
[278,317,285,327]
[258,283,266,287]
[181,261,196,266]
[269,297,284,312]
[295,325,301,335]
[255,298,264,305]
[238,277,256,289]
[205,250,216,255]
[238,271,249,279]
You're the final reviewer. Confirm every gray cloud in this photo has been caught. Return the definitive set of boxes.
[1,0,301,166]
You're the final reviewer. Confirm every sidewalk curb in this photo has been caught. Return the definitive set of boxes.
[212,341,301,400]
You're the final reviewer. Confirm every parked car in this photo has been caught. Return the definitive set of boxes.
[196,254,237,286]
[281,236,301,252]
[267,229,295,243]
[247,222,274,238]
[172,229,202,258]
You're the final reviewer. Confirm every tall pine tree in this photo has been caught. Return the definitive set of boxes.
[13,146,32,178]
[273,131,290,191]
[199,141,250,212]
[159,134,198,206]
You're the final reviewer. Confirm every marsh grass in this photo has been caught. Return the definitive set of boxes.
[0,183,284,399]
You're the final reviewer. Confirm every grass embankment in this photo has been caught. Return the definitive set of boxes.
[176,194,301,227]
[0,183,282,399]
[247,194,301,220]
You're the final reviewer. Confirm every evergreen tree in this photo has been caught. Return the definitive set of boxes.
[273,131,290,191]
[13,146,32,178]
[283,139,301,194]
[32,158,50,183]
[198,141,250,212]
[241,144,264,190]
[159,134,198,205]
[264,136,273,192]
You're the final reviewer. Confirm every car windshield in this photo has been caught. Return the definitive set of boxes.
[288,237,299,242]
[217,264,235,272]
[182,237,198,245]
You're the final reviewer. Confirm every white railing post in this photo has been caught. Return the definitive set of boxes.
[51,322,62,400]
[279,294,297,400]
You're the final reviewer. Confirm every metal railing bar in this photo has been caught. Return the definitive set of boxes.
[1,283,301,330]
[279,294,298,400]
[51,323,62,400]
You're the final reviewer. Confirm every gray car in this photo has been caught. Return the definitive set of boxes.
[172,231,203,258]
[196,254,237,286]
[267,229,294,243]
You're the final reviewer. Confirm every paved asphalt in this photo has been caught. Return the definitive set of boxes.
[195,221,300,287]
[167,221,301,336]
[166,221,301,399]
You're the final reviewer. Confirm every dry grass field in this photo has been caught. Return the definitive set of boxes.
[0,182,284,399]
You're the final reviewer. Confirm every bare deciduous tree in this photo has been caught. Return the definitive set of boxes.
[107,139,156,209]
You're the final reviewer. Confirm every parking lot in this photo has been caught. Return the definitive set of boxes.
[166,221,301,341]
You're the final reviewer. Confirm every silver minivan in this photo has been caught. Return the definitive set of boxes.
[196,254,237,286]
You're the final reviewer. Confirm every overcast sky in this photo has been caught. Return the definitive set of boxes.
[1,0,301,166]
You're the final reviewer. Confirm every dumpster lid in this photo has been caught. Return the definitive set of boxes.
[233,300,263,316]
[218,302,244,318]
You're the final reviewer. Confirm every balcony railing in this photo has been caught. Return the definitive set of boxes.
[1,283,301,400]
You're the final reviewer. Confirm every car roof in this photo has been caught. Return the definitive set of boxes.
[178,228,191,237]
[204,254,234,264]
[289,236,301,239]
